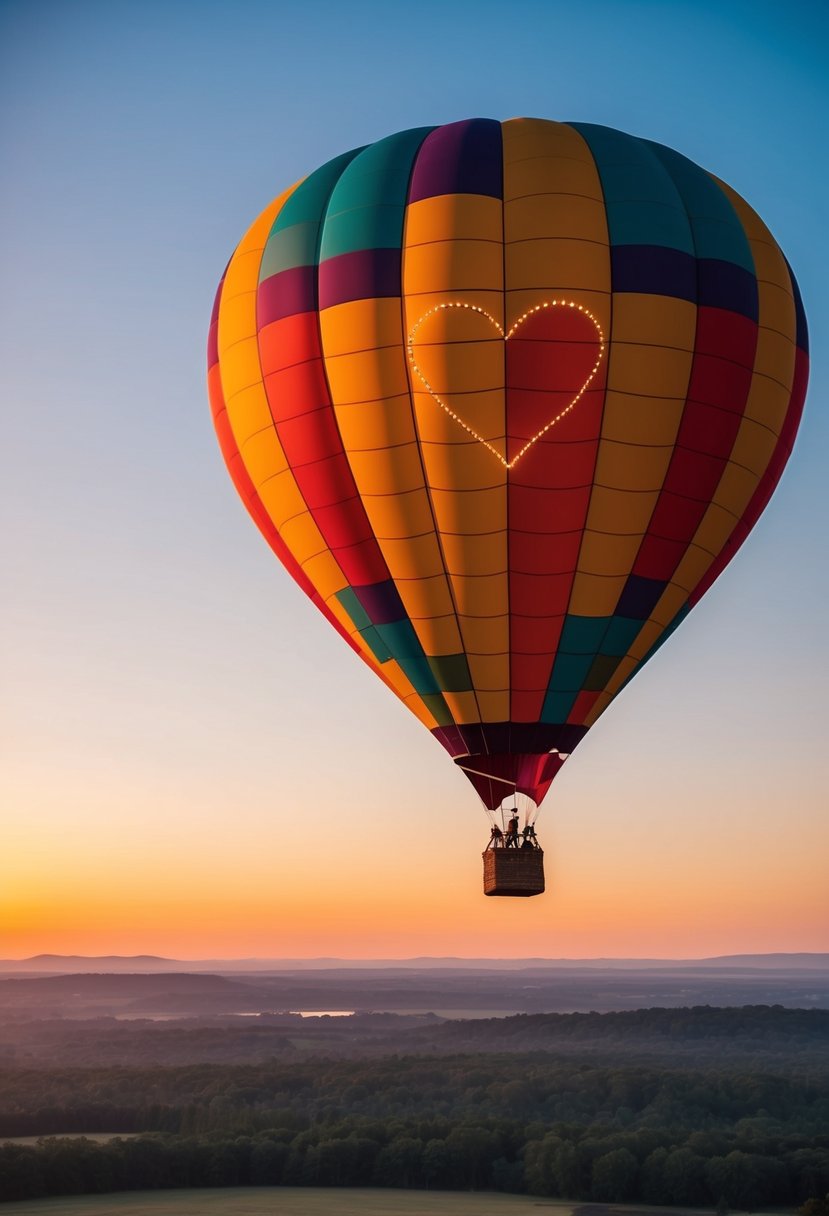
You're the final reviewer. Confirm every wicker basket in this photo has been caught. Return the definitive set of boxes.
[482,848,545,897]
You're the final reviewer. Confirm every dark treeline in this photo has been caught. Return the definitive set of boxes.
[1,1005,828,1207]
[2,1052,829,1134]
[426,1004,829,1049]
[1,1053,829,1206]
[2,1003,828,1070]
[2,1117,829,1208]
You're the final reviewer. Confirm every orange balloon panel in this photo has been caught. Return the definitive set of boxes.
[208,120,807,809]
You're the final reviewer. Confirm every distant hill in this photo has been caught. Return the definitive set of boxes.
[1,955,184,973]
[0,972,275,1016]
[1,958,827,1015]
[0,952,826,974]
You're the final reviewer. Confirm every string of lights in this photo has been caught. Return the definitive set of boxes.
[407,300,606,469]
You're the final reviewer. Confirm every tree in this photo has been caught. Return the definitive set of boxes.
[706,1150,788,1211]
[552,1140,583,1199]
[0,1146,45,1202]
[373,1136,423,1188]
[444,1126,497,1190]
[422,1139,451,1190]
[591,1148,638,1202]
[798,1197,829,1216]
[662,1148,708,1206]
[523,1133,564,1196]
[640,1146,669,1203]
[491,1156,524,1193]
[249,1139,287,1185]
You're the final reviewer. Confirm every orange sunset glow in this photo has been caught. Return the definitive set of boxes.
[3,1,827,970]
[4,678,827,960]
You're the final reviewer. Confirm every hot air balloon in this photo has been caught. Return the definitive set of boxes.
[207,119,807,897]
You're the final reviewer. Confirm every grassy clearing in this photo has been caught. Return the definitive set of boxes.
[0,1187,573,1215]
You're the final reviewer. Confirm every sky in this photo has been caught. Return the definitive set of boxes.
[2,0,827,961]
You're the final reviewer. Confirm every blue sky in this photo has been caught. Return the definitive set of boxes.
[1,0,827,957]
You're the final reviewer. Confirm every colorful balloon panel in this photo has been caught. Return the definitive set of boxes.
[208,119,808,810]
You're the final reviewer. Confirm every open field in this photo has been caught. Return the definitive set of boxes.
[0,1186,575,1214]
[0,1190,792,1215]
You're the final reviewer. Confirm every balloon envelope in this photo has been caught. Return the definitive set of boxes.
[208,119,807,811]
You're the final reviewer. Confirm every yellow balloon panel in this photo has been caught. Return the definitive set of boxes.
[335,396,419,453]
[405,194,502,244]
[594,443,675,492]
[404,241,504,297]
[586,486,661,535]
[320,298,404,358]
[568,575,627,618]
[600,393,687,446]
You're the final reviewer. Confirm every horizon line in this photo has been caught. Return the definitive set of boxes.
[4,950,827,964]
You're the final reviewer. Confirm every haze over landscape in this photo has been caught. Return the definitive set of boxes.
[1,953,828,1023]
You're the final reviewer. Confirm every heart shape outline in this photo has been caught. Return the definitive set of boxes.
[407,300,606,470]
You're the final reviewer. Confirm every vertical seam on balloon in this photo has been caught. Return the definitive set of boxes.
[670,169,763,607]
[540,123,616,726]
[251,164,415,698]
[212,261,370,663]
[684,189,801,609]
[500,120,512,759]
[784,254,808,357]
[498,122,601,745]
[565,124,616,720]
[779,253,808,453]
[218,189,296,489]
[562,129,701,714]
[249,187,359,638]
[603,138,704,690]
[401,127,487,741]
[319,129,453,727]
[631,155,760,645]
[305,154,397,605]
[295,155,432,704]
[391,130,460,730]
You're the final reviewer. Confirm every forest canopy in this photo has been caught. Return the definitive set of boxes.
[1,1005,828,1207]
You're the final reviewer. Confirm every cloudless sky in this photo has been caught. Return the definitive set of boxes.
[2,0,827,960]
